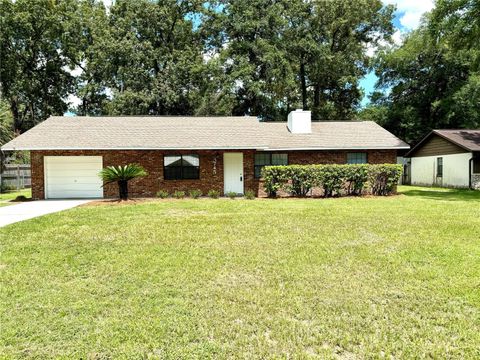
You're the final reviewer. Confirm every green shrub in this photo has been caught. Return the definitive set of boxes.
[317,165,344,197]
[189,189,202,199]
[262,164,402,198]
[344,165,369,196]
[261,165,289,197]
[244,190,256,200]
[287,165,316,196]
[368,164,403,196]
[207,189,220,199]
[99,164,148,200]
[156,190,169,198]
[226,191,237,199]
[173,190,186,199]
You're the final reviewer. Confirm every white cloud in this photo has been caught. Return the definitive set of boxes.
[63,61,85,78]
[104,87,113,99]
[383,0,435,30]
[102,0,113,8]
[365,29,403,57]
[66,94,82,108]
[391,29,403,45]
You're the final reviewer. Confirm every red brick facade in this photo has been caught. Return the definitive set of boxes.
[30,149,397,199]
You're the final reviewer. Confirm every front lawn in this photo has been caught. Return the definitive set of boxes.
[1,186,479,358]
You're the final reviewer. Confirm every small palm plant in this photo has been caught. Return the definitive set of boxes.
[99,164,148,200]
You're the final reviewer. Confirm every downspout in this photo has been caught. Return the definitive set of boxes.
[469,156,473,190]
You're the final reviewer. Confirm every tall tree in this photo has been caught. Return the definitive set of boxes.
[207,0,297,119]
[430,0,480,61]
[372,0,480,143]
[287,0,394,119]
[67,0,111,116]
[99,0,207,115]
[208,0,394,120]
[0,0,412,131]
[0,100,14,146]
[0,0,79,132]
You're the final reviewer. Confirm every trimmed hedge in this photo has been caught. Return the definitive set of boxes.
[262,164,402,197]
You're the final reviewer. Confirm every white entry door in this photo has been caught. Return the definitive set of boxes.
[44,156,104,199]
[223,153,244,194]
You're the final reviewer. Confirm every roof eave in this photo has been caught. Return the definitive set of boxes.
[432,130,476,152]
[1,146,268,151]
[2,145,411,151]
[266,146,410,151]
[406,130,474,157]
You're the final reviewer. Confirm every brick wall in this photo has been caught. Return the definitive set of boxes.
[31,149,397,199]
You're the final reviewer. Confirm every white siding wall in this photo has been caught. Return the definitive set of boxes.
[411,153,472,188]
[397,156,406,184]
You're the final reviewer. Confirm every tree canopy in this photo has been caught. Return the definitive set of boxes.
[0,0,478,143]
[366,0,480,143]
[0,0,394,130]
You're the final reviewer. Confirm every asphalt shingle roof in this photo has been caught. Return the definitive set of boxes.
[1,116,409,151]
[433,129,480,151]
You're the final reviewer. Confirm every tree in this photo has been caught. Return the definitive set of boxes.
[205,0,297,120]
[0,100,14,146]
[67,0,111,116]
[0,0,79,132]
[286,0,394,119]
[99,164,148,200]
[207,0,394,120]
[372,0,480,143]
[430,0,480,64]
[97,0,208,116]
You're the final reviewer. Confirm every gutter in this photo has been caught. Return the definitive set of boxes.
[1,146,411,151]
[265,146,410,151]
[0,146,269,151]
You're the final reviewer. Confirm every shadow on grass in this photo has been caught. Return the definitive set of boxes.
[400,186,480,202]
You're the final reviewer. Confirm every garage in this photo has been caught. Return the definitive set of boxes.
[44,156,103,199]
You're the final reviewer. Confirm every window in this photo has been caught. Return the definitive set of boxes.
[347,153,367,164]
[164,155,199,180]
[436,157,443,177]
[254,153,288,178]
[473,158,480,174]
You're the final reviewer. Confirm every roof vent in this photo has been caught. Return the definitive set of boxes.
[287,109,311,134]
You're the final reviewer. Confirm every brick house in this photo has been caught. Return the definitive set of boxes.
[1,110,409,199]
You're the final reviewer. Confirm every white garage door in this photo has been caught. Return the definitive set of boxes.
[44,156,103,199]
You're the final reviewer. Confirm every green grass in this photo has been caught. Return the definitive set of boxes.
[1,186,479,358]
[0,189,31,207]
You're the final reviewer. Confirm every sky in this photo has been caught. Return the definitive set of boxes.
[66,0,435,113]
[359,0,435,106]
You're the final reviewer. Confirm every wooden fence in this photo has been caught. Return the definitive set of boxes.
[0,164,31,190]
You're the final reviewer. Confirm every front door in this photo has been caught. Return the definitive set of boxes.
[223,152,244,194]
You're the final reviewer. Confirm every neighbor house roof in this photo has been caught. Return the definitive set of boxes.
[406,129,480,156]
[1,116,409,151]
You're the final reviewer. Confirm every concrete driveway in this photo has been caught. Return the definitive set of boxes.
[0,200,91,228]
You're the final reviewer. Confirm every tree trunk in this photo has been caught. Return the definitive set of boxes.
[10,98,21,133]
[300,61,307,110]
[313,82,321,119]
[118,180,128,200]
[313,83,320,109]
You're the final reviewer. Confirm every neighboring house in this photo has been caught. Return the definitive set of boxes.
[406,129,480,189]
[0,110,409,199]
